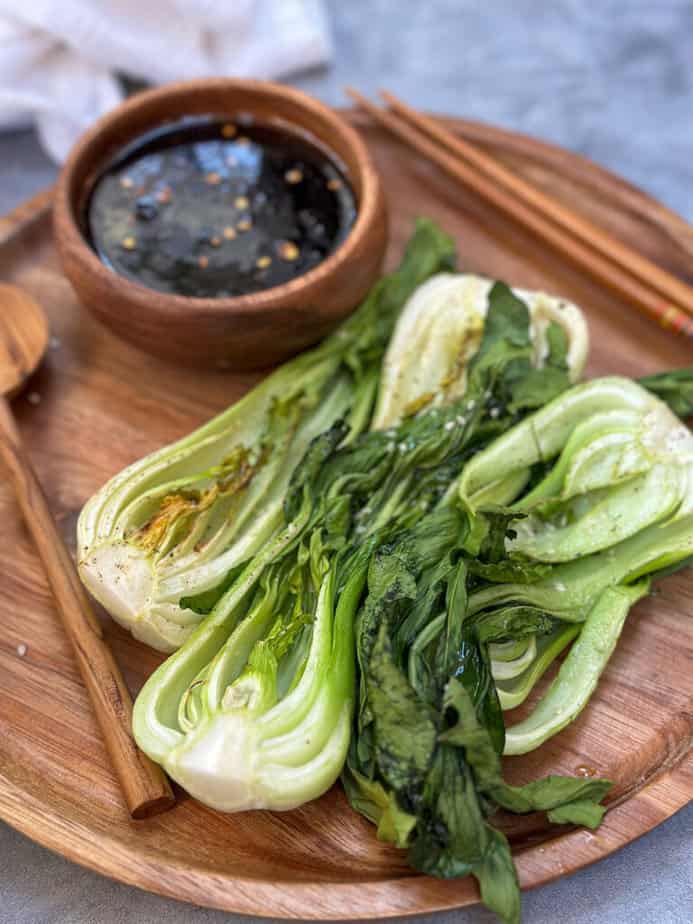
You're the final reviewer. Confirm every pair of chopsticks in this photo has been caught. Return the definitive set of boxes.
[347,89,693,340]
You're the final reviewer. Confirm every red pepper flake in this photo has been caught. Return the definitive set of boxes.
[221,123,237,138]
[327,177,343,191]
[278,241,300,261]
[198,255,209,268]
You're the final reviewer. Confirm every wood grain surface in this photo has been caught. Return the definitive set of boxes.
[0,112,691,919]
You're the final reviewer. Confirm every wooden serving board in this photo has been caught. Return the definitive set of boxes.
[0,112,691,919]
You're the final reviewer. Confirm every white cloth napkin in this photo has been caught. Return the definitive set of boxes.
[0,0,331,162]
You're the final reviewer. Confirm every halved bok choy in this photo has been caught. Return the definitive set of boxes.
[133,278,588,813]
[343,374,692,924]
[457,376,693,754]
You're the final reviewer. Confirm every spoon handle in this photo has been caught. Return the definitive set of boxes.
[0,396,174,818]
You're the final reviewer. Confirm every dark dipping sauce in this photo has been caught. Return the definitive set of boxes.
[85,116,357,298]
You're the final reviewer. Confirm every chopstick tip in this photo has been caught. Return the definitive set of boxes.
[345,87,376,113]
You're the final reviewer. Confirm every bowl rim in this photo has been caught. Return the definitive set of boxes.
[54,78,382,317]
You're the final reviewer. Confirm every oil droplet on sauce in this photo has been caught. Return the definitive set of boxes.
[575,765,598,777]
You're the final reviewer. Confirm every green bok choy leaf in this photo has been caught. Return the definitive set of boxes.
[640,368,693,418]
[344,509,612,924]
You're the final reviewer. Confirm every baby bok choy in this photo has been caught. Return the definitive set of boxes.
[343,374,693,924]
[77,219,456,651]
[133,278,587,815]
[458,375,693,755]
[372,272,588,428]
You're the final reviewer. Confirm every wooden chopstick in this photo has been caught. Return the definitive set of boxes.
[0,395,175,819]
[346,88,693,339]
[381,90,693,320]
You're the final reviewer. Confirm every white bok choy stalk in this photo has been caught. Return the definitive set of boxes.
[458,376,693,755]
[133,277,589,812]
[77,219,456,652]
[372,273,588,428]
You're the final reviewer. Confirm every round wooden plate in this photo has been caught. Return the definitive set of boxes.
[0,111,691,919]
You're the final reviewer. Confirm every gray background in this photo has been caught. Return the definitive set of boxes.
[1,1,691,922]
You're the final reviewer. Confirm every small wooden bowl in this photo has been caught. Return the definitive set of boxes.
[54,80,388,369]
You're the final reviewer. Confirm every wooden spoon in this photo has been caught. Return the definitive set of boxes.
[0,283,174,818]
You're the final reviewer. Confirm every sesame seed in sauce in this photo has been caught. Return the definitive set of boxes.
[237,218,252,232]
[223,226,237,240]
[285,168,303,184]
[327,177,343,191]
[234,196,250,210]
[198,255,209,268]
[210,235,222,247]
[205,172,222,185]
[121,236,137,250]
[256,256,272,269]
[120,176,134,189]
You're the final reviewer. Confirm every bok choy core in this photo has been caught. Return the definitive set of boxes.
[133,276,587,820]
[77,219,456,651]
